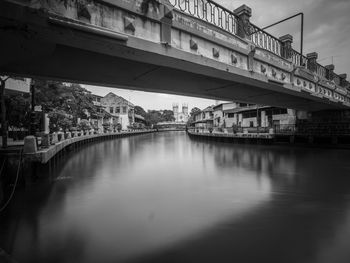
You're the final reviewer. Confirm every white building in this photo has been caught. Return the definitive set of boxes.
[213,102,238,127]
[192,106,214,129]
[224,105,297,129]
[173,103,189,122]
[94,92,135,130]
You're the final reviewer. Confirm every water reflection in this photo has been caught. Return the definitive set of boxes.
[1,132,350,263]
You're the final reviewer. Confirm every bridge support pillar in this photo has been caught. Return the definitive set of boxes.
[234,5,252,40]
[306,52,318,72]
[280,34,293,60]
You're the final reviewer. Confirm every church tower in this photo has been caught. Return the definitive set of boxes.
[182,103,188,115]
[173,103,179,122]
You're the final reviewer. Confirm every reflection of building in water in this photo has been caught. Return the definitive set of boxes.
[212,144,297,184]
[173,103,189,123]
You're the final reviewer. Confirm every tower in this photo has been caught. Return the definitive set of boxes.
[173,103,179,122]
[182,103,188,115]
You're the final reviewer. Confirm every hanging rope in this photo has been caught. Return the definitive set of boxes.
[0,150,23,213]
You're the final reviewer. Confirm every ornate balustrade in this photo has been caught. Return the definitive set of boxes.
[249,23,282,57]
[169,0,347,85]
[168,0,237,35]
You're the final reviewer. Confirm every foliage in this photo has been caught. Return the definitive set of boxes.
[144,110,162,126]
[161,110,175,122]
[142,109,175,126]
[77,119,91,131]
[134,105,147,117]
[187,107,201,124]
[113,122,122,131]
[48,110,72,132]
[34,80,97,122]
[190,107,201,116]
[4,92,31,130]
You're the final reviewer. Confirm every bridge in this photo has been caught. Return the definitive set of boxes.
[0,0,349,111]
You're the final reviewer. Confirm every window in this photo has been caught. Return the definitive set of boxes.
[110,107,113,114]
[115,107,120,114]
[122,106,127,114]
[227,113,235,118]
[242,111,257,118]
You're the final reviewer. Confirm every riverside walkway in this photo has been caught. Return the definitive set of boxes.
[23,129,156,164]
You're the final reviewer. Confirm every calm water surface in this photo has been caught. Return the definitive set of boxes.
[1,131,350,263]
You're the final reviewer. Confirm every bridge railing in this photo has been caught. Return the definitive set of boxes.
[249,23,282,57]
[315,63,328,79]
[168,0,238,35]
[169,0,348,86]
[290,49,308,67]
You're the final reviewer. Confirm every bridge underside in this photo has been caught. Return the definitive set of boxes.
[0,1,345,111]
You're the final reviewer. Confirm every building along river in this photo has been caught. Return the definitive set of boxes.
[1,131,350,263]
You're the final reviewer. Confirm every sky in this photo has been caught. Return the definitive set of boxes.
[84,0,350,111]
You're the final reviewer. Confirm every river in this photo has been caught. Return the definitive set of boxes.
[1,131,350,263]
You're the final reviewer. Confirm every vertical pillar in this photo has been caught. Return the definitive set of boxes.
[234,5,252,40]
[160,2,173,45]
[306,52,318,72]
[279,34,293,60]
[325,64,335,81]
[30,82,36,135]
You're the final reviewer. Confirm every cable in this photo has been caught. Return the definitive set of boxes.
[0,150,23,213]
[0,158,6,178]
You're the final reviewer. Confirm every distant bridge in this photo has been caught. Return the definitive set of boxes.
[0,0,349,111]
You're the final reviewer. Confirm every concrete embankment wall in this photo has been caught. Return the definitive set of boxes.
[187,131,274,145]
[0,130,156,202]
[188,130,350,149]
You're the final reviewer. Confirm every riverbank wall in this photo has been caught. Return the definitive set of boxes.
[0,130,156,206]
[187,130,274,145]
[187,130,350,149]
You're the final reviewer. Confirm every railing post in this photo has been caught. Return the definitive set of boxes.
[325,64,335,81]
[306,52,318,72]
[279,34,293,59]
[233,5,252,40]
[339,74,348,87]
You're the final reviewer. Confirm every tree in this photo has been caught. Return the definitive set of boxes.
[187,107,201,125]
[134,105,147,117]
[144,110,163,126]
[5,92,31,132]
[34,80,97,123]
[77,119,91,131]
[161,110,175,122]
[48,110,72,132]
[190,107,201,116]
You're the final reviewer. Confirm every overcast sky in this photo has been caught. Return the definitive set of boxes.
[85,0,350,111]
